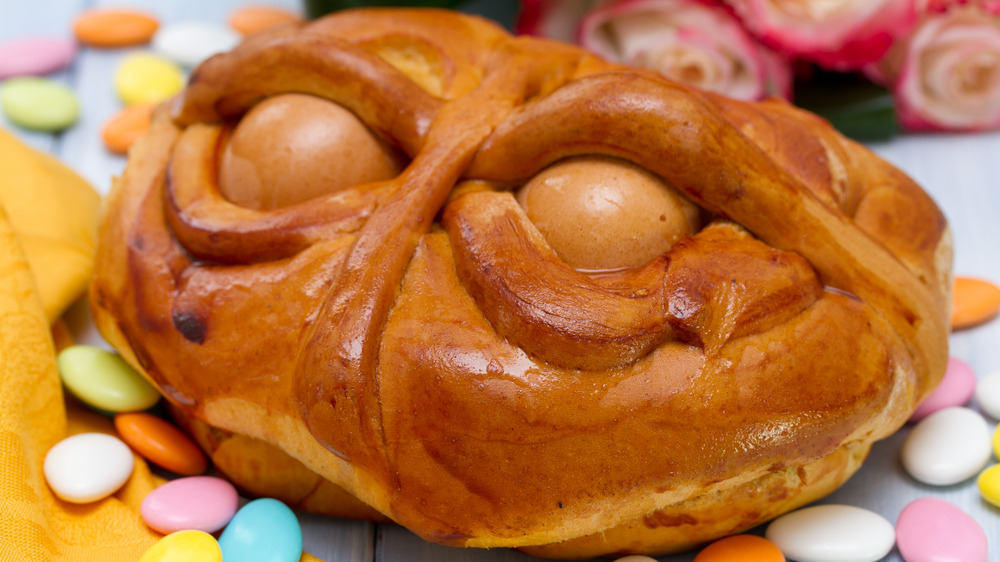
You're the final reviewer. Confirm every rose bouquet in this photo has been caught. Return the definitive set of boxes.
[517,0,1000,136]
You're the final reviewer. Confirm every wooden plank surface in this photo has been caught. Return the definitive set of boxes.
[3,2,999,561]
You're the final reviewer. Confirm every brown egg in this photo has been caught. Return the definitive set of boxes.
[218,93,404,210]
[516,156,700,271]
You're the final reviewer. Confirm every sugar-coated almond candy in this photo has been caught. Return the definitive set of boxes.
[73,9,159,48]
[44,433,134,503]
[114,52,183,106]
[977,464,1000,508]
[952,276,1000,329]
[909,357,976,422]
[975,370,1000,420]
[766,505,894,562]
[141,476,238,534]
[50,319,75,353]
[114,412,207,475]
[140,530,221,562]
[152,22,240,68]
[102,103,154,154]
[229,5,301,35]
[56,345,160,412]
[219,498,303,562]
[901,406,991,485]
[0,37,76,79]
[694,535,785,561]
[896,498,987,562]
[0,77,78,131]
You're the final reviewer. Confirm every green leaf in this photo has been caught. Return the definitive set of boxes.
[794,71,900,142]
[305,0,466,18]
[303,0,519,30]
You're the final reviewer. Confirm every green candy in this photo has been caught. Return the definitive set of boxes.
[0,77,79,132]
[57,345,160,412]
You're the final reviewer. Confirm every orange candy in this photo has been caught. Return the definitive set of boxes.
[102,103,155,155]
[952,276,1000,330]
[114,412,208,476]
[229,5,301,36]
[73,9,159,48]
[694,535,785,562]
[50,319,75,352]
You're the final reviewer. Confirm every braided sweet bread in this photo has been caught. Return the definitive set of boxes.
[91,8,952,558]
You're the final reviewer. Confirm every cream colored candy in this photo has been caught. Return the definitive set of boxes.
[114,52,183,106]
[975,370,1000,420]
[218,93,404,210]
[516,155,699,271]
[44,433,134,503]
[766,505,895,562]
[901,406,991,485]
[152,22,240,68]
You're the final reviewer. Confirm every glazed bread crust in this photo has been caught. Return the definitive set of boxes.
[91,9,951,558]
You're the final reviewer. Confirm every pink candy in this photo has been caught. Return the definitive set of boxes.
[896,497,988,562]
[910,357,976,422]
[0,37,76,79]
[141,476,238,534]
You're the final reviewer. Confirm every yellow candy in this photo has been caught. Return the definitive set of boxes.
[977,464,1000,507]
[140,530,221,562]
[115,52,183,106]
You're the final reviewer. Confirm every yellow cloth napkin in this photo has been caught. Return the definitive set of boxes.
[0,129,323,561]
[0,128,162,559]
[0,129,100,324]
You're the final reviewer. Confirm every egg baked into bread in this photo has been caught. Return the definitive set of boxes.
[90,8,953,558]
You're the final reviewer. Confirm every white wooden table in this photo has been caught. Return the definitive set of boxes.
[3,1,999,560]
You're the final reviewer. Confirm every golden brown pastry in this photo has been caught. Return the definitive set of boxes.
[90,8,952,558]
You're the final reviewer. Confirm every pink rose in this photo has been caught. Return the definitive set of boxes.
[885,6,1000,131]
[567,0,790,100]
[725,0,918,70]
[517,0,598,43]
[920,0,1000,15]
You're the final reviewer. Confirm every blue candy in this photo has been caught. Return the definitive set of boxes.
[219,498,303,562]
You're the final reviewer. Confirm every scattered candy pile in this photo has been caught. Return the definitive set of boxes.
[48,343,304,561]
[0,4,301,154]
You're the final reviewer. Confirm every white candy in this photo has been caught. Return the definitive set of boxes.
[765,504,894,562]
[901,406,991,485]
[43,433,134,503]
[974,370,1000,420]
[152,22,240,68]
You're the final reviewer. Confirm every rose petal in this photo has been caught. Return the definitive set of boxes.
[894,7,1000,130]
[516,0,598,42]
[579,0,789,100]
[727,0,918,69]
